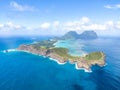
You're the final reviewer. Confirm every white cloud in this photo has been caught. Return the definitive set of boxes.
[80,17,90,24]
[104,4,120,9]
[4,21,22,29]
[0,17,120,36]
[83,24,106,30]
[63,17,90,30]
[0,24,4,28]
[10,1,35,11]
[53,21,59,27]
[62,17,118,31]
[40,22,51,29]
[115,21,120,29]
[37,17,120,36]
[52,21,60,29]
[104,5,113,9]
[63,17,91,30]
[40,21,60,30]
[0,22,27,36]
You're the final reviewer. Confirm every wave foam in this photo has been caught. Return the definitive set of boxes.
[75,63,92,73]
[1,49,16,53]
[49,58,66,65]
[7,49,16,52]
[1,48,92,73]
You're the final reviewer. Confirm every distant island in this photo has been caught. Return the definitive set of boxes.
[17,31,105,71]
[61,30,98,40]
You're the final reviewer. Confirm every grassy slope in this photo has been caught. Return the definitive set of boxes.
[30,40,56,50]
[84,52,104,61]
[52,47,80,60]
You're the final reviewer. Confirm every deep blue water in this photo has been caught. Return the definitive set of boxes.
[0,36,120,90]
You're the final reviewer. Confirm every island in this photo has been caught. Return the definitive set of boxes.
[17,38,105,71]
[61,30,98,40]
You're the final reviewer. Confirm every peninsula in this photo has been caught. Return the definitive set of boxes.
[17,38,105,71]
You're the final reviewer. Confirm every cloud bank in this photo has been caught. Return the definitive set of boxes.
[0,17,120,36]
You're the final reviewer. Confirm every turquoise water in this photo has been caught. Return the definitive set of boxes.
[54,40,87,56]
[0,37,120,90]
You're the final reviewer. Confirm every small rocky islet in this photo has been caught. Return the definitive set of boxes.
[17,31,106,71]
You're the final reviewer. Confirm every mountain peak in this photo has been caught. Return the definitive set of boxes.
[79,31,98,39]
[62,31,78,39]
[62,30,98,40]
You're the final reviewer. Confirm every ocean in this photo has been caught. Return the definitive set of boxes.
[0,36,120,90]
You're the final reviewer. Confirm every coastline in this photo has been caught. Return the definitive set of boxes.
[2,48,106,73]
[5,49,67,65]
[75,63,92,72]
[17,49,67,65]
[1,49,93,72]
[49,57,66,65]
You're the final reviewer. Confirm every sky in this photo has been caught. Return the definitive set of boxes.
[0,0,120,36]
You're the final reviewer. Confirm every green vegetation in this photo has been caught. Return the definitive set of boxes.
[51,47,80,60]
[31,40,56,50]
[84,52,104,60]
[52,48,68,56]
[27,40,104,62]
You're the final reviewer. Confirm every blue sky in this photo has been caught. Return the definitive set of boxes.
[0,0,120,36]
